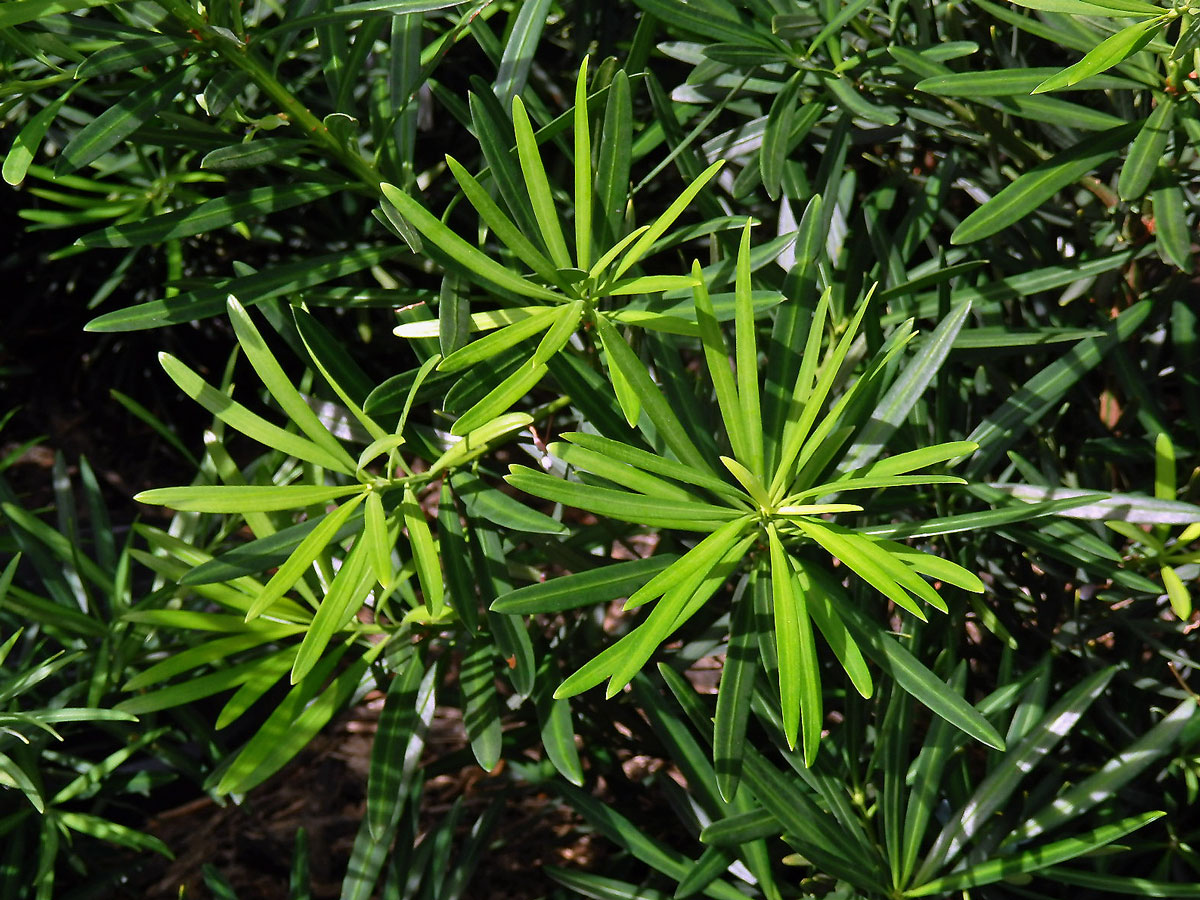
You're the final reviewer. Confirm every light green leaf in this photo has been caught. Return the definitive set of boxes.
[612,159,725,280]
[380,183,562,301]
[436,308,555,373]
[492,556,678,615]
[451,470,567,534]
[768,526,820,761]
[594,314,713,473]
[506,465,741,531]
[136,484,360,514]
[1033,18,1164,94]
[157,352,353,472]
[574,56,593,271]
[3,93,71,187]
[403,485,443,617]
[227,297,357,473]
[444,155,562,286]
[291,540,373,684]
[512,95,572,268]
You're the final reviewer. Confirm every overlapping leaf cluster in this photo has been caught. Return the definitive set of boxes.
[5,0,1200,896]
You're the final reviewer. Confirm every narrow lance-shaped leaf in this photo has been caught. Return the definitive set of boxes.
[692,261,751,464]
[612,159,725,280]
[157,353,353,472]
[574,56,593,271]
[734,224,764,477]
[951,123,1139,244]
[768,526,820,761]
[380,184,562,301]
[226,297,357,472]
[444,155,562,286]
[512,95,572,268]
[1033,17,1164,94]
[1118,95,1175,201]
[403,485,443,617]
[714,577,760,802]
[58,67,191,172]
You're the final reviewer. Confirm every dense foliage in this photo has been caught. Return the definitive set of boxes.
[3,0,1200,897]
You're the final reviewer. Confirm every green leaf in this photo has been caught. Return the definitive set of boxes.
[574,57,593,271]
[380,183,562,301]
[77,184,345,249]
[449,358,548,436]
[1152,178,1192,271]
[538,687,585,786]
[611,159,725,280]
[760,71,803,200]
[1118,96,1175,201]
[403,485,443,617]
[906,812,1163,896]
[951,123,1140,244]
[58,67,191,172]
[201,138,310,170]
[914,667,1116,882]
[291,540,373,684]
[136,484,360,514]
[714,583,760,802]
[983,484,1200,524]
[1033,17,1164,94]
[86,246,402,332]
[839,303,973,473]
[367,654,435,840]
[0,751,43,812]
[552,441,702,503]
[596,70,632,239]
[1008,0,1164,14]
[461,639,502,771]
[435,308,555,374]
[808,564,1005,750]
[1044,866,1200,896]
[57,812,173,859]
[604,523,751,697]
[493,0,553,106]
[593,314,713,473]
[768,526,820,761]
[444,155,562,286]
[734,226,763,476]
[156,352,355,472]
[451,470,567,534]
[227,297,358,472]
[965,300,1150,476]
[563,432,748,506]
[219,648,369,794]
[1163,565,1192,618]
[491,555,680,614]
[506,465,741,531]
[916,68,1137,96]
[1011,697,1195,843]
[801,566,872,699]
[3,93,70,187]
[512,95,572,268]
[0,0,113,27]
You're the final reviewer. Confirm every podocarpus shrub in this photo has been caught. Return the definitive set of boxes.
[4,0,1200,896]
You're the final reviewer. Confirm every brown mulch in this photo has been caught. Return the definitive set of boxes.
[132,695,600,900]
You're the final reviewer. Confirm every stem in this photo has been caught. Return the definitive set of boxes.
[155,0,385,193]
